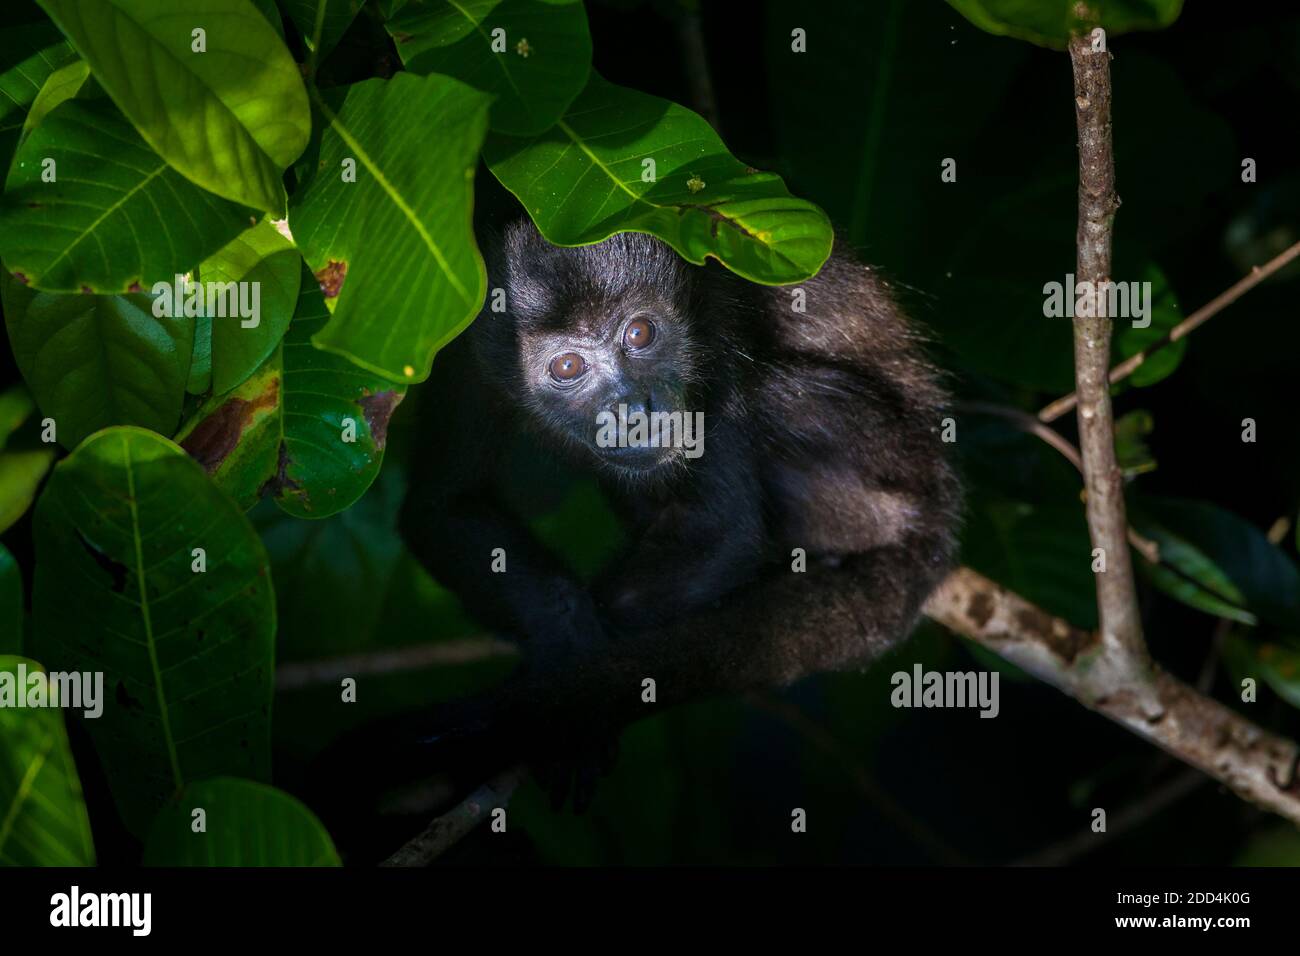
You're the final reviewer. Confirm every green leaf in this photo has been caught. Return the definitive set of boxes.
[961,497,1099,629]
[2,273,194,448]
[200,220,302,395]
[388,0,592,135]
[20,58,88,140]
[36,0,310,214]
[0,547,21,654]
[31,427,275,835]
[0,656,95,865]
[251,467,479,660]
[1131,496,1300,630]
[1113,262,1186,388]
[143,777,339,866]
[280,0,366,66]
[484,72,833,286]
[0,21,77,171]
[946,0,1184,49]
[1225,635,1300,712]
[0,385,37,450]
[249,0,286,37]
[291,73,491,383]
[0,98,256,293]
[0,448,55,533]
[176,265,404,516]
[1113,409,1156,477]
[177,358,281,510]
[1234,824,1300,866]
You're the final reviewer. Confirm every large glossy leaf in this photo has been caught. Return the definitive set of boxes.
[388,0,592,135]
[199,220,301,395]
[291,73,490,383]
[31,427,275,835]
[0,656,95,865]
[0,98,255,293]
[252,468,469,660]
[0,547,20,654]
[280,0,366,67]
[484,73,833,286]
[178,358,280,510]
[177,266,404,515]
[947,0,1184,49]
[36,0,310,214]
[2,274,193,448]
[0,21,77,171]
[143,777,339,866]
[1131,496,1300,631]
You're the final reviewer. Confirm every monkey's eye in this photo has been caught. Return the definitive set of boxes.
[548,352,588,383]
[623,317,656,351]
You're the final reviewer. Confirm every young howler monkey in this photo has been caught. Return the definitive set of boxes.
[389,218,960,795]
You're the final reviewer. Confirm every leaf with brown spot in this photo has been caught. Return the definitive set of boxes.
[176,265,404,517]
[314,260,347,299]
[175,364,282,510]
[290,73,490,383]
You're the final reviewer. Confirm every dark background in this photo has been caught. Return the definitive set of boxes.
[8,0,1300,865]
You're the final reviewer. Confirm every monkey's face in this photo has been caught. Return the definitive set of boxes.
[483,222,704,479]
[518,298,699,477]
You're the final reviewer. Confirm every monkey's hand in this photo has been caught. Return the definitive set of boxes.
[411,670,621,812]
[505,573,606,660]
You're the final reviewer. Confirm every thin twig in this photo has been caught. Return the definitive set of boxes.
[958,401,1159,563]
[381,765,527,867]
[276,638,517,691]
[1011,768,1206,866]
[1039,238,1300,423]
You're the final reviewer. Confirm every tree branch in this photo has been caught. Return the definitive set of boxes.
[1039,238,1300,423]
[1066,34,1150,680]
[381,765,526,867]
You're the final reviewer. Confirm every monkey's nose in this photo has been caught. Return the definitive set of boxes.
[613,393,652,419]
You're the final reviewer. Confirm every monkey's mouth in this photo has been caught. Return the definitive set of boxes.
[598,441,679,471]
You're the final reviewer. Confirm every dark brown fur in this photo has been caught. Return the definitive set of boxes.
[398,221,960,766]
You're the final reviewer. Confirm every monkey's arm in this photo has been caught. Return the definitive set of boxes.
[400,340,599,647]
[443,526,955,759]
